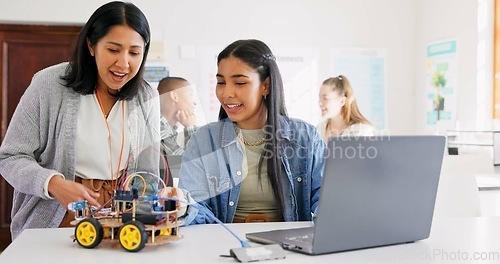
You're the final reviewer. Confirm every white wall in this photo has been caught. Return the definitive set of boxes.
[2,0,487,135]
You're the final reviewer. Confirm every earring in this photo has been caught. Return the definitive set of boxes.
[264,95,267,100]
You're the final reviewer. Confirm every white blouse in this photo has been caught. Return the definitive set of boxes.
[75,93,130,180]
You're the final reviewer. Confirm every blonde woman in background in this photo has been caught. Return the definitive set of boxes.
[317,75,374,141]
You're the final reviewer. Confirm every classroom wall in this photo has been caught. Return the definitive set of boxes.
[414,0,493,134]
[0,0,487,134]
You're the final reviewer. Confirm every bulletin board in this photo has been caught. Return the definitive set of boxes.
[331,48,387,130]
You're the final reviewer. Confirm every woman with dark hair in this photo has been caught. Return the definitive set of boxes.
[175,39,326,225]
[0,1,160,240]
[317,75,374,141]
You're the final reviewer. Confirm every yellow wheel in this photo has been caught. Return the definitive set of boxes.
[118,220,148,252]
[160,228,172,236]
[74,218,103,249]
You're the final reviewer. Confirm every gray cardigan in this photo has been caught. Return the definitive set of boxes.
[0,62,160,240]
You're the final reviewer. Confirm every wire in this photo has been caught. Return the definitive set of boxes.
[133,170,167,192]
[123,145,170,187]
[123,173,147,195]
[167,197,250,248]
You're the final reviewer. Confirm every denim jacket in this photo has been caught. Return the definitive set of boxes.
[178,116,326,225]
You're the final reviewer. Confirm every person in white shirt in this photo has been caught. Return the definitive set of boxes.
[317,75,374,142]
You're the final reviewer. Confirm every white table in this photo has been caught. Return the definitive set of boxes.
[476,174,500,217]
[476,174,500,190]
[1,218,500,263]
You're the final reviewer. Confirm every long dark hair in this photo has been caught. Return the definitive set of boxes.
[217,39,288,216]
[61,1,151,100]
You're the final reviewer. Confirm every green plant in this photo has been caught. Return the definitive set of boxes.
[431,71,446,118]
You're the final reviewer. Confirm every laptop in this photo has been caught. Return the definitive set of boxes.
[246,135,446,255]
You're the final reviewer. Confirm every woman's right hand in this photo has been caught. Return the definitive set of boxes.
[158,187,188,217]
[48,176,101,208]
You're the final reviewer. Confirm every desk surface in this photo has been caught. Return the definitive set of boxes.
[1,218,500,263]
[476,173,500,190]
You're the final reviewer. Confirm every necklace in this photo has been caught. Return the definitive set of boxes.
[234,125,266,146]
[95,91,126,187]
[243,137,266,146]
[95,90,116,118]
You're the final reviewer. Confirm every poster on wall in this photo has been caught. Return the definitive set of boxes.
[425,39,457,132]
[331,48,387,130]
[144,66,169,88]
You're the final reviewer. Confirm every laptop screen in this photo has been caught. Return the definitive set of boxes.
[312,135,445,253]
[247,135,446,255]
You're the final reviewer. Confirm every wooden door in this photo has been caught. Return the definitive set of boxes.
[0,23,81,250]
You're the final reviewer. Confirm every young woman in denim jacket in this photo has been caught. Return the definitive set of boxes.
[173,39,326,225]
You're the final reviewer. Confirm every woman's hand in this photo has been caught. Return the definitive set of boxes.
[48,176,101,208]
[158,187,188,217]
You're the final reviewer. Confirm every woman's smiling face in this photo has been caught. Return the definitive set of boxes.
[88,24,145,92]
[216,56,269,129]
[318,84,346,118]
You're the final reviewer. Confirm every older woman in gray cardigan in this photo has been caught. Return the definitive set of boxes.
[0,62,160,240]
[0,2,160,240]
